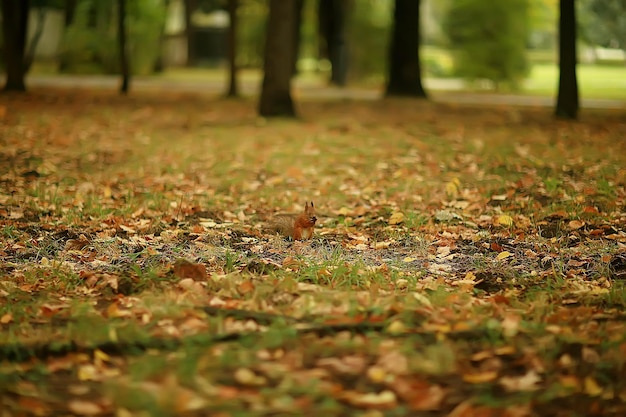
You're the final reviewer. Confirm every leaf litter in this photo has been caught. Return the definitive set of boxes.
[1,91,626,415]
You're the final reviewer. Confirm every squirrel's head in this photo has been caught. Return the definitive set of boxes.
[305,201,317,224]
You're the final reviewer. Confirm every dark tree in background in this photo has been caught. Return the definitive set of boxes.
[183,0,198,66]
[58,0,78,72]
[259,0,297,117]
[319,0,349,86]
[291,0,304,77]
[555,0,579,120]
[2,0,30,92]
[386,0,427,98]
[225,0,239,97]
[118,0,130,94]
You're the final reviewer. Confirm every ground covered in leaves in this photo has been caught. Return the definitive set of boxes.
[1,90,626,416]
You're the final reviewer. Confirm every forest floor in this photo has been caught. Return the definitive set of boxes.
[1,90,626,416]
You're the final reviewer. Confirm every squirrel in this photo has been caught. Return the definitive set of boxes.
[269,201,317,240]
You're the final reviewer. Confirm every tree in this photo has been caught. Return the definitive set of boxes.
[579,0,626,53]
[2,0,30,92]
[183,0,198,66]
[319,0,349,86]
[443,0,530,90]
[259,0,297,117]
[385,0,427,98]
[58,0,78,72]
[225,0,239,97]
[118,0,130,94]
[555,0,578,119]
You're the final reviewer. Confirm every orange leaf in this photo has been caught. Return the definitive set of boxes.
[462,371,498,384]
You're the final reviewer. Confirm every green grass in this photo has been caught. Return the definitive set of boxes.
[525,63,626,99]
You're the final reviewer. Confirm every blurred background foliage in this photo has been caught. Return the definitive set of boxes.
[1,0,624,87]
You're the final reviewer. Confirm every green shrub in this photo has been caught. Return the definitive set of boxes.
[443,0,531,90]
[59,0,165,75]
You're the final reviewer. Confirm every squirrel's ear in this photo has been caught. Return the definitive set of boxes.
[311,201,314,208]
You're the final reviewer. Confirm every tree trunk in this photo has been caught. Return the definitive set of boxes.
[385,0,427,98]
[58,0,78,72]
[183,0,197,66]
[2,0,30,92]
[153,0,170,73]
[118,0,130,94]
[259,0,297,117]
[291,0,304,77]
[24,7,47,72]
[555,0,579,119]
[225,0,239,97]
[319,0,349,86]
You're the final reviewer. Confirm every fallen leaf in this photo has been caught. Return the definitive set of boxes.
[499,370,541,392]
[388,212,405,225]
[495,214,514,227]
[67,399,103,415]
[496,251,512,261]
[462,371,498,384]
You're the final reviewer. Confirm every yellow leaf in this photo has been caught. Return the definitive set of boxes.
[403,257,416,263]
[445,177,461,197]
[0,313,12,324]
[386,320,407,335]
[584,377,603,397]
[464,271,476,281]
[496,214,514,227]
[388,212,405,225]
[496,251,512,261]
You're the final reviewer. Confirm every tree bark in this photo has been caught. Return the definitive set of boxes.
[385,0,427,98]
[58,0,78,72]
[555,0,579,119]
[319,0,349,86]
[183,0,197,66]
[2,0,30,92]
[291,0,304,77]
[259,0,297,117]
[225,0,239,97]
[118,0,130,94]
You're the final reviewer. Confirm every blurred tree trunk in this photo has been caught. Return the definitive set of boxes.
[153,0,170,73]
[58,0,77,72]
[2,0,30,92]
[291,0,304,77]
[183,0,197,66]
[225,0,239,97]
[118,0,130,94]
[24,7,47,72]
[386,0,427,98]
[555,0,579,119]
[319,0,349,86]
[259,0,297,117]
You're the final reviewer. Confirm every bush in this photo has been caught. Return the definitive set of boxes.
[59,0,165,75]
[443,0,530,90]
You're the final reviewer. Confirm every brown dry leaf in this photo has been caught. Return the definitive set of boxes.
[67,399,104,415]
[568,220,585,230]
[462,371,498,384]
[499,370,541,392]
[389,377,445,410]
[18,396,51,415]
[106,302,132,318]
[1,313,13,324]
[40,303,69,318]
[173,259,207,281]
